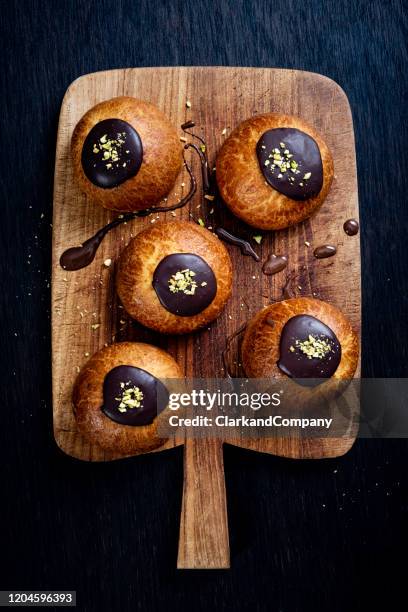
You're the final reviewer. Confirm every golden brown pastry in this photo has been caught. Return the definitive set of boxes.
[242,298,358,380]
[116,220,233,334]
[216,113,334,230]
[71,96,182,212]
[241,298,358,413]
[73,342,182,454]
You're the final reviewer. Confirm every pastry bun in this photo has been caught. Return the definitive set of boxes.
[242,298,358,379]
[216,113,334,230]
[116,220,233,334]
[71,96,182,212]
[73,342,182,454]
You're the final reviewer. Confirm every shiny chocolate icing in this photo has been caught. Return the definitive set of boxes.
[152,253,217,316]
[277,314,341,383]
[81,118,143,188]
[101,365,169,426]
[256,127,323,200]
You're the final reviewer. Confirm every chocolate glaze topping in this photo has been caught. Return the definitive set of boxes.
[343,218,359,236]
[262,254,288,275]
[314,244,337,259]
[60,147,197,271]
[152,253,217,316]
[256,128,323,200]
[101,365,169,426]
[82,119,143,188]
[278,314,341,384]
[215,228,260,261]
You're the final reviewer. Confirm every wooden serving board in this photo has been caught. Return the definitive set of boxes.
[52,67,360,568]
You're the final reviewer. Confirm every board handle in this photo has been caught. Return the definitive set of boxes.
[177,438,230,569]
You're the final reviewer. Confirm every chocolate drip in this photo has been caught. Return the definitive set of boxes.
[60,148,197,271]
[313,245,337,259]
[181,121,211,192]
[277,314,341,384]
[262,254,288,275]
[82,119,143,188]
[152,253,217,316]
[101,365,169,426]
[215,228,260,261]
[343,218,359,236]
[256,128,323,200]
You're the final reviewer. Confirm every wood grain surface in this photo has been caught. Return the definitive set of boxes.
[52,66,360,569]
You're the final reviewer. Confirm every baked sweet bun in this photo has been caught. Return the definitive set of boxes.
[73,342,182,454]
[116,220,233,334]
[241,298,358,409]
[71,96,182,212]
[216,114,334,230]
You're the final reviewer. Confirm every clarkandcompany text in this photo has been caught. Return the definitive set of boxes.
[168,415,333,429]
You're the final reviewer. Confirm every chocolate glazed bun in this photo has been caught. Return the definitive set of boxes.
[241,298,359,405]
[117,220,233,334]
[71,96,182,212]
[216,114,334,230]
[73,342,182,454]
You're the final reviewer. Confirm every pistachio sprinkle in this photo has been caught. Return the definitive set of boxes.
[115,384,144,413]
[294,334,333,360]
[92,131,128,170]
[168,269,198,295]
[264,142,312,187]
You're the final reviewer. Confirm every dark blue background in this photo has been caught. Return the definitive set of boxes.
[1,1,407,611]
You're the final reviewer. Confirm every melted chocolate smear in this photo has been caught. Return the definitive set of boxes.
[256,128,323,200]
[262,254,288,275]
[215,228,260,261]
[278,314,341,385]
[101,365,169,426]
[152,253,217,316]
[60,148,197,271]
[82,119,143,188]
[343,218,359,236]
[313,244,337,259]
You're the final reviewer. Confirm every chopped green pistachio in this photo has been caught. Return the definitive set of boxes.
[253,235,262,244]
[168,268,198,295]
[198,218,205,227]
[115,385,144,412]
[296,335,332,359]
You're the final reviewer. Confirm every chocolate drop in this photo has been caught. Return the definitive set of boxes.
[277,314,341,383]
[81,118,143,188]
[343,218,359,236]
[153,253,217,316]
[313,245,337,259]
[256,128,323,200]
[101,365,169,426]
[262,254,288,275]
